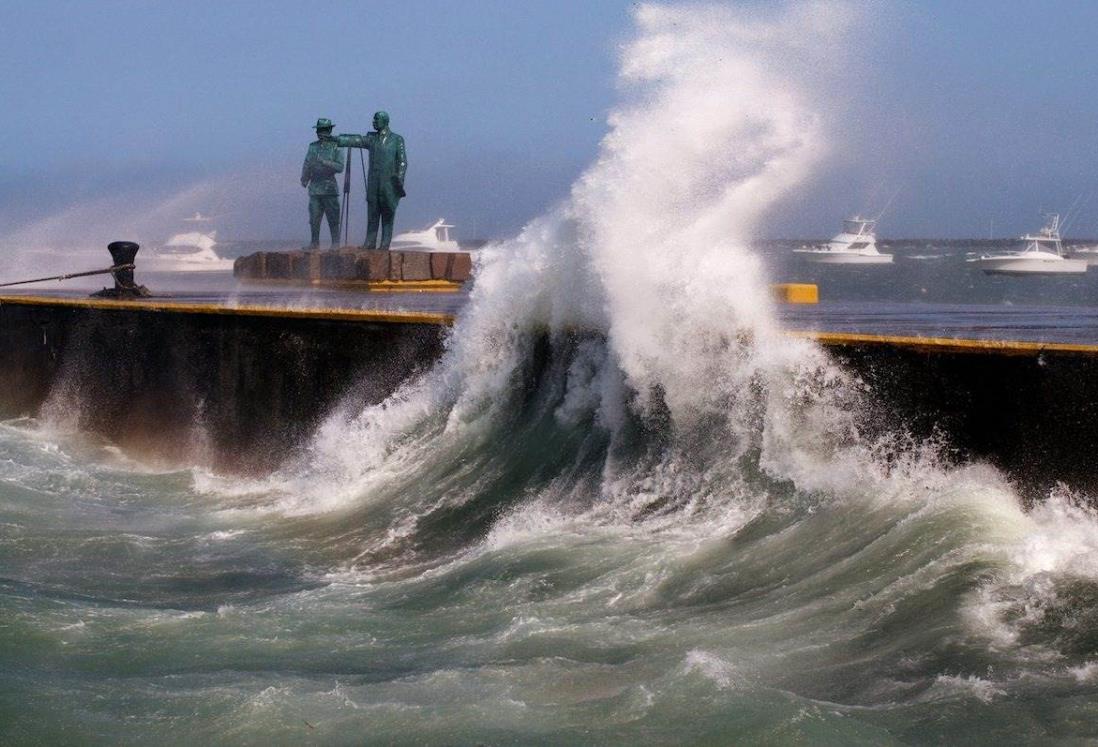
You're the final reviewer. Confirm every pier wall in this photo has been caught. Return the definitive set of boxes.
[1,295,1096,492]
[0,297,448,473]
[816,334,1098,494]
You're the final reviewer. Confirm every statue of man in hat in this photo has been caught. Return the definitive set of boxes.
[336,111,407,251]
[300,118,344,249]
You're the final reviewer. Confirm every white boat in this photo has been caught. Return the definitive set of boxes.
[389,219,461,252]
[1067,243,1098,265]
[145,229,234,272]
[968,214,1087,275]
[794,217,892,264]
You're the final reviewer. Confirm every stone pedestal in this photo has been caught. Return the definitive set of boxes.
[234,249,472,288]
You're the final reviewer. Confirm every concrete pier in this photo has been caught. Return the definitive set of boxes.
[0,292,1095,492]
[0,295,449,473]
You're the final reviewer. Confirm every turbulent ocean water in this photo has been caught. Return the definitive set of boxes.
[5,4,1098,745]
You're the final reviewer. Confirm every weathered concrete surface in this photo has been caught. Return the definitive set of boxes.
[0,297,448,474]
[820,337,1098,496]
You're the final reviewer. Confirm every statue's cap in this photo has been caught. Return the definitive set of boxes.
[314,118,334,130]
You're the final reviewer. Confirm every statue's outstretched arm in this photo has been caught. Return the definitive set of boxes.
[336,133,371,149]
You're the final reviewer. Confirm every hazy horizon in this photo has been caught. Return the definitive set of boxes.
[4,1,1098,244]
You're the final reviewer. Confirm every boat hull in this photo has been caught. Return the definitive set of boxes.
[143,258,235,273]
[972,257,1088,275]
[795,252,893,265]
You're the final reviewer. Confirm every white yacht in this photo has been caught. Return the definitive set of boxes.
[389,219,461,252]
[968,214,1087,275]
[794,217,892,264]
[145,229,234,272]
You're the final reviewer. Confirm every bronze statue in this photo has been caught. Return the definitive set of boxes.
[337,111,407,250]
[301,118,344,249]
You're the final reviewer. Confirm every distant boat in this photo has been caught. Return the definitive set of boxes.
[1067,243,1098,265]
[182,211,214,223]
[146,229,234,272]
[793,217,892,264]
[968,214,1087,275]
[389,219,461,252]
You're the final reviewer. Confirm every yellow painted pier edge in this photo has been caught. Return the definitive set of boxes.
[788,330,1098,357]
[0,294,456,326]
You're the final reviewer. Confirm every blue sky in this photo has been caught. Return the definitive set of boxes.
[3,0,1098,240]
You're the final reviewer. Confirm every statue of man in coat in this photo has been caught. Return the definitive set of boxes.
[337,111,407,251]
[300,118,344,249]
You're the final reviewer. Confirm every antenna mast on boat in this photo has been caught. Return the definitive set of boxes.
[1059,192,1090,236]
[872,188,901,224]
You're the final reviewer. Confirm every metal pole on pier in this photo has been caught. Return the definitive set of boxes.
[340,147,353,247]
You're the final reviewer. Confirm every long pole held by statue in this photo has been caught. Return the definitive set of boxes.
[340,146,352,247]
[359,147,368,247]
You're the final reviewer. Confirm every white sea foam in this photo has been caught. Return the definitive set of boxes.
[681,649,739,689]
[1010,492,1098,581]
[927,674,1006,704]
[961,489,1098,653]
[1068,661,1098,683]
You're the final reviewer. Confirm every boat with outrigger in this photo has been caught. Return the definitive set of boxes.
[794,216,893,264]
[968,213,1087,275]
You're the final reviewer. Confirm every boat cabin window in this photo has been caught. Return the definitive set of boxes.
[848,242,870,250]
[436,226,450,242]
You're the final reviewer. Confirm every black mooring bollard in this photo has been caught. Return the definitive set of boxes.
[91,241,150,298]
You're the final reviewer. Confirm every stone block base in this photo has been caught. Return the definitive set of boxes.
[234,249,472,291]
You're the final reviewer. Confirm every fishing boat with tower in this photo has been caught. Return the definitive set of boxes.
[794,216,893,264]
[968,213,1087,275]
